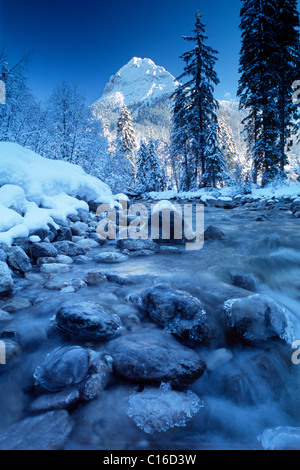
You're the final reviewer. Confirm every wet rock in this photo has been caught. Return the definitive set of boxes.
[159,246,180,253]
[31,228,49,241]
[224,294,294,344]
[0,249,7,263]
[54,226,72,242]
[36,257,56,266]
[40,263,71,274]
[7,246,32,273]
[34,346,112,401]
[67,213,80,223]
[56,255,73,265]
[88,200,99,213]
[30,389,80,412]
[12,238,31,254]
[229,271,258,292]
[34,346,90,392]
[0,262,14,294]
[71,221,89,237]
[1,339,22,361]
[109,329,206,388]
[76,238,98,250]
[55,301,124,341]
[127,384,203,434]
[123,249,156,257]
[0,309,11,321]
[95,252,129,264]
[255,215,267,222]
[30,242,58,259]
[258,426,300,450]
[77,209,90,223]
[67,278,87,291]
[52,241,85,257]
[44,279,69,291]
[204,225,225,241]
[0,410,73,450]
[2,298,32,313]
[84,270,107,286]
[74,255,90,264]
[80,352,113,401]
[141,283,212,344]
[117,239,159,253]
[105,273,133,285]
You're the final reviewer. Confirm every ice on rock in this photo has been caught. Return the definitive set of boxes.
[224,294,295,344]
[258,426,300,450]
[127,384,203,434]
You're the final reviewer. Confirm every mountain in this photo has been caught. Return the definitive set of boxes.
[92,57,178,142]
[92,57,299,173]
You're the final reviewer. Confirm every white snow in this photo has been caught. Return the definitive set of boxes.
[148,181,300,202]
[93,57,178,111]
[0,142,113,245]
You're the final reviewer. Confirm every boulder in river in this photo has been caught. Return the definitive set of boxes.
[0,261,14,294]
[55,301,124,341]
[0,410,72,450]
[30,242,58,259]
[224,294,294,344]
[140,283,212,344]
[204,225,225,241]
[95,251,129,264]
[34,346,112,401]
[52,241,86,257]
[108,329,206,388]
[117,239,159,253]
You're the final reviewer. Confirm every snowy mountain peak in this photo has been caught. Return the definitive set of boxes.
[94,57,178,109]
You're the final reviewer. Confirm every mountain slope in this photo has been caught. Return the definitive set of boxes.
[92,57,178,142]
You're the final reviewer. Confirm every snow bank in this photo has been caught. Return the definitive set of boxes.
[0,143,113,245]
[148,181,300,202]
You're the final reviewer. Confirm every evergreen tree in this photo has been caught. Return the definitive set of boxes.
[218,112,236,171]
[116,105,137,167]
[202,127,230,188]
[170,85,194,190]
[238,0,300,185]
[238,0,280,185]
[136,139,166,192]
[274,0,300,176]
[172,12,220,187]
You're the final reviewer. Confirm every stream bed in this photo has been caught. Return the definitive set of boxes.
[0,204,300,450]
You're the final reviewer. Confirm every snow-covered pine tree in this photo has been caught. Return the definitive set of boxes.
[202,127,231,188]
[105,105,137,192]
[116,105,137,167]
[170,83,195,191]
[274,0,300,176]
[238,0,296,185]
[172,11,220,187]
[218,112,236,172]
[136,139,166,193]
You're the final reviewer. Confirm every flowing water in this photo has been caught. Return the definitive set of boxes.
[1,205,300,450]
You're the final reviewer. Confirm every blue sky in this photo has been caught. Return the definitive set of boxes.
[0,0,242,104]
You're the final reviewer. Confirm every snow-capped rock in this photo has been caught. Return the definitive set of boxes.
[0,143,114,245]
[94,57,178,111]
[92,57,178,143]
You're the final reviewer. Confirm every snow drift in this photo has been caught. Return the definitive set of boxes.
[0,142,113,245]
